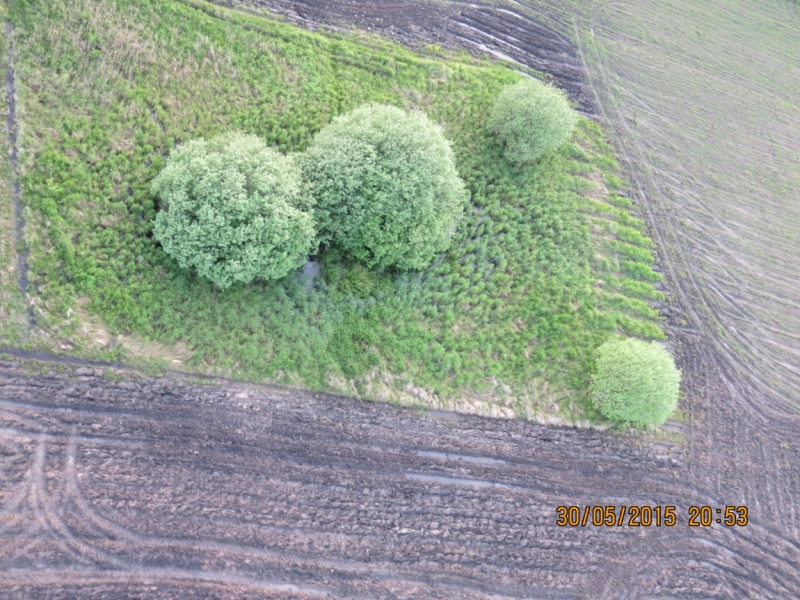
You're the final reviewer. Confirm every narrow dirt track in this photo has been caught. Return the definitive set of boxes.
[2,1,800,597]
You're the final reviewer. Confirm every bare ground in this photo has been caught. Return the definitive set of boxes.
[1,356,799,599]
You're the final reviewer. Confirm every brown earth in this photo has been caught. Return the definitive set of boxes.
[1,356,799,599]
[3,1,800,598]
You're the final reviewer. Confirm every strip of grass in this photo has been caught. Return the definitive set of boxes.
[7,0,664,419]
[0,13,28,345]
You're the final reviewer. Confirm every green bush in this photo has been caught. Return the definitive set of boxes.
[622,260,662,281]
[151,132,315,288]
[590,338,681,425]
[302,103,467,271]
[489,78,578,164]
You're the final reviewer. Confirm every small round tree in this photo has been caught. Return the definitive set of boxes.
[151,132,315,288]
[489,78,577,164]
[590,338,681,426]
[302,103,466,271]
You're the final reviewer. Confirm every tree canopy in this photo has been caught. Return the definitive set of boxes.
[302,103,466,271]
[151,132,315,288]
[489,78,577,164]
[590,338,681,425]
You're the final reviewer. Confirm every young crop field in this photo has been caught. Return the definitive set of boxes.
[564,0,800,411]
[1,0,665,421]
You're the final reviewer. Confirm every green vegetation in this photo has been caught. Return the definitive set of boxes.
[4,0,666,419]
[590,338,681,425]
[0,21,25,344]
[151,132,314,288]
[303,103,466,271]
[489,78,578,164]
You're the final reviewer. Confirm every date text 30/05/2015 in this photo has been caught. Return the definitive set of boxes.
[555,506,748,527]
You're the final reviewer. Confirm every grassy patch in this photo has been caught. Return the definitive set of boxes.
[0,16,28,345]
[6,0,664,420]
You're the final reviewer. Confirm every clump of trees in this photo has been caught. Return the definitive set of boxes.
[151,80,578,287]
[151,104,466,287]
[489,78,577,164]
[590,338,681,426]
[151,133,315,288]
[302,104,466,270]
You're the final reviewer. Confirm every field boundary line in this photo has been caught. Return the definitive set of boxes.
[4,22,35,333]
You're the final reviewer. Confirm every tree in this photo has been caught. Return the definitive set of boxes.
[151,132,315,288]
[489,78,577,164]
[590,338,681,425]
[302,103,466,271]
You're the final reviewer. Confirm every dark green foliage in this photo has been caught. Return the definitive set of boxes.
[489,78,578,164]
[590,338,681,425]
[303,104,466,270]
[151,133,315,288]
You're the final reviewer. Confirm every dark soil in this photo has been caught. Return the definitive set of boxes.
[1,354,799,599]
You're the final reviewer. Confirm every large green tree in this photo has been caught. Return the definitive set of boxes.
[590,338,681,425]
[151,133,315,288]
[490,78,577,164]
[302,103,466,271]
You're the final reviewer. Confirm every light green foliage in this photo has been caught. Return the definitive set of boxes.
[303,104,466,270]
[10,0,666,417]
[590,338,681,425]
[490,78,578,164]
[151,133,314,288]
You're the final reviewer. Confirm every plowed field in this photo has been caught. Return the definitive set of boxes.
[572,0,800,414]
[2,357,800,599]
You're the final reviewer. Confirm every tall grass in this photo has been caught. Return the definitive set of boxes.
[6,0,664,418]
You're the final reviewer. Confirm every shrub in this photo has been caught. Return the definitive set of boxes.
[302,103,466,271]
[489,78,578,163]
[151,132,315,288]
[590,338,681,425]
